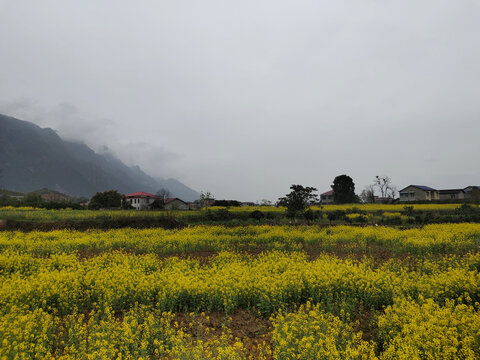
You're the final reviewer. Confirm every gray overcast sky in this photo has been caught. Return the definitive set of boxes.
[1,0,480,201]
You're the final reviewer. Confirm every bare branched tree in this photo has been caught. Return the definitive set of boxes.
[386,185,397,200]
[199,191,213,213]
[374,176,390,198]
[156,188,171,200]
[360,185,376,203]
[373,176,397,202]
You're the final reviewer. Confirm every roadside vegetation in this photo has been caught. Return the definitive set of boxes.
[1,203,480,231]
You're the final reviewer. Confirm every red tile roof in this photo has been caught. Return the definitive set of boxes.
[321,190,334,196]
[125,192,157,198]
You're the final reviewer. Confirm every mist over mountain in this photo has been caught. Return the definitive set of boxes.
[0,114,199,201]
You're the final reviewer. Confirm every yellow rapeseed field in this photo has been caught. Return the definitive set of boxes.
[1,223,480,255]
[0,224,479,359]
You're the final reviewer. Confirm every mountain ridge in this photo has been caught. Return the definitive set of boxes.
[0,114,200,201]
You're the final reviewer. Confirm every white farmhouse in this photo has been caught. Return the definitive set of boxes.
[125,192,158,210]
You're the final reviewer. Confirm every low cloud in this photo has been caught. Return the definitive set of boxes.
[109,141,181,179]
[0,99,117,147]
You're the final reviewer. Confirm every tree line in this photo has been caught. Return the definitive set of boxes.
[277,174,400,219]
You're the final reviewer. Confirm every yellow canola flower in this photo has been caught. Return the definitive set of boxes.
[2,223,480,256]
[271,302,377,360]
[378,298,480,360]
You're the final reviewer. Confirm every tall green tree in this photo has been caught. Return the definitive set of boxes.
[22,193,44,208]
[470,187,480,205]
[278,184,318,219]
[332,175,356,203]
[89,190,123,210]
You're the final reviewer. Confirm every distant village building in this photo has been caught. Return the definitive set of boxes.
[374,196,394,204]
[125,192,158,210]
[205,198,216,207]
[399,185,439,202]
[164,198,189,210]
[241,202,256,207]
[320,190,334,204]
[399,185,480,202]
[187,202,199,210]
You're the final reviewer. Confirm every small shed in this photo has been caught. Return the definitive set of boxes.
[164,198,189,210]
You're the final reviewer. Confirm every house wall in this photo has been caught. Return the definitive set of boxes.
[320,195,334,204]
[439,192,465,200]
[399,186,439,202]
[127,197,154,210]
[164,199,189,210]
[427,190,440,201]
[399,186,420,202]
[399,186,426,202]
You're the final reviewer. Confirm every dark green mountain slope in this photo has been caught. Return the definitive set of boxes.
[0,114,199,201]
